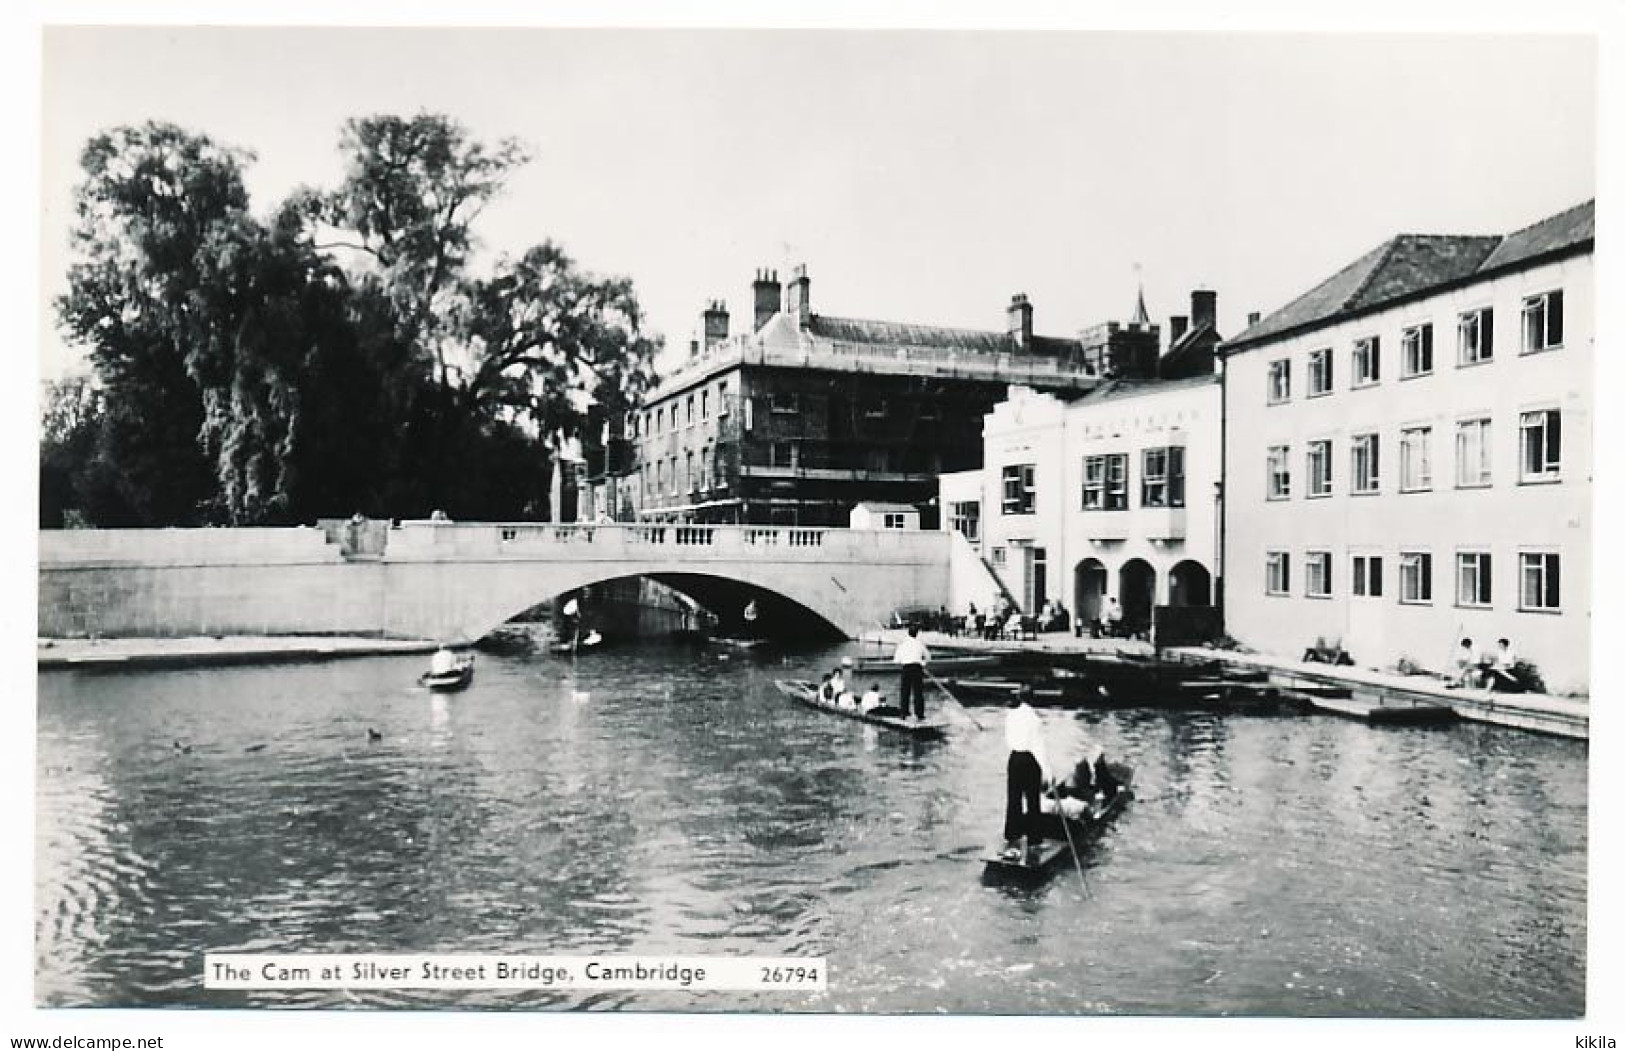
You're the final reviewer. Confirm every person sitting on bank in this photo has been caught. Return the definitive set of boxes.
[1485,637,1523,692]
[1448,638,1480,688]
[1001,686,1050,861]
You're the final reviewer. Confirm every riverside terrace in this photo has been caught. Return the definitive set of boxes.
[37,520,952,645]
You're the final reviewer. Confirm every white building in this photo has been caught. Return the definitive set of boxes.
[848,501,920,530]
[1220,200,1593,694]
[942,284,1225,639]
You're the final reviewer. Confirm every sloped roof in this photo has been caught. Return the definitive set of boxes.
[852,501,919,513]
[810,315,1084,356]
[1226,199,1594,352]
[1071,372,1218,406]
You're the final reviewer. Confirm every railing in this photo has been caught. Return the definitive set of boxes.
[39,522,946,567]
[385,521,920,561]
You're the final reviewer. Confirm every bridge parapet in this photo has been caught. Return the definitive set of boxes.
[386,521,945,564]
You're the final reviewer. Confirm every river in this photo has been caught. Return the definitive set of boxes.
[35,642,1587,1015]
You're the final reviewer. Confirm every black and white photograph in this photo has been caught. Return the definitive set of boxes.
[10,9,1621,1049]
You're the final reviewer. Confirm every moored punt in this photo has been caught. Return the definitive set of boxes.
[982,764,1135,883]
[420,658,475,693]
[772,679,950,738]
[1302,692,1458,726]
[849,653,1003,676]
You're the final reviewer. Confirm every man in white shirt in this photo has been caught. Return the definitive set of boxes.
[1003,688,1049,858]
[893,626,931,719]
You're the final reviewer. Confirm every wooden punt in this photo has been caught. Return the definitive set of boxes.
[772,679,949,738]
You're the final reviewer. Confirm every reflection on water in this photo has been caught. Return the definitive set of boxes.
[36,644,1586,1015]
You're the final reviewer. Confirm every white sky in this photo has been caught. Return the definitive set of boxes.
[38,28,1598,376]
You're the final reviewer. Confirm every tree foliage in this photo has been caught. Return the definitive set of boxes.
[51,114,659,526]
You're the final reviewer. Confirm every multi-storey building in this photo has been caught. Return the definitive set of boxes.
[1220,200,1593,694]
[623,266,1101,526]
[944,289,1225,634]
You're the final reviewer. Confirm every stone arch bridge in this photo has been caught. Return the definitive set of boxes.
[38,521,952,643]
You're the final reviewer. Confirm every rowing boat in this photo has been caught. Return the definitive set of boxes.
[419,658,475,693]
[982,763,1134,882]
[772,679,950,738]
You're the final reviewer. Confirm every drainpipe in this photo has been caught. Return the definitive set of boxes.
[1216,349,1228,636]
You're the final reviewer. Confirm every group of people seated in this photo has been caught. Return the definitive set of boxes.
[1041,753,1123,820]
[1449,637,1524,692]
[817,660,903,715]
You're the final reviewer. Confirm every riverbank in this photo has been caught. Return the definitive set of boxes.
[863,628,1588,739]
[37,635,437,671]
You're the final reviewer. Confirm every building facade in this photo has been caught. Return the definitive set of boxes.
[1220,200,1593,694]
[948,290,1225,634]
[622,267,1101,527]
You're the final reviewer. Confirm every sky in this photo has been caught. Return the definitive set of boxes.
[38,28,1598,378]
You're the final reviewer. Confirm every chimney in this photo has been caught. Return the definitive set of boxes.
[1191,289,1217,332]
[702,300,730,351]
[786,264,812,329]
[689,337,700,358]
[1007,293,1034,351]
[1247,310,1262,328]
[751,268,781,332]
[1169,315,1189,347]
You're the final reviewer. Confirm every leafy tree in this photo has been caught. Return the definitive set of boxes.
[53,113,659,526]
[55,123,252,524]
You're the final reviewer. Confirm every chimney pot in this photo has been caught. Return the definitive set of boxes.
[1190,289,1217,331]
[1007,293,1034,351]
[752,266,783,332]
[1247,311,1262,327]
[1169,315,1189,346]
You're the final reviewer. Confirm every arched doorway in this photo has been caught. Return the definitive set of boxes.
[1119,559,1156,637]
[1168,560,1212,607]
[1074,558,1108,627]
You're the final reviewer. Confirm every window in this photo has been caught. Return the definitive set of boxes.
[1456,552,1492,608]
[991,546,1007,567]
[686,396,694,426]
[701,390,709,419]
[1305,551,1332,598]
[1306,440,1332,497]
[1141,447,1186,508]
[883,512,908,529]
[717,381,730,416]
[1267,359,1291,403]
[1401,323,1434,377]
[950,500,981,543]
[1350,433,1380,494]
[1352,555,1384,597]
[1266,445,1291,500]
[1521,290,1564,353]
[1399,552,1433,604]
[683,450,694,492]
[1307,348,1333,396]
[1266,551,1291,595]
[770,441,795,468]
[861,397,888,419]
[1399,427,1432,492]
[656,407,665,433]
[1352,337,1381,386]
[1519,552,1560,611]
[1519,409,1561,482]
[1458,308,1494,365]
[1455,418,1493,488]
[1002,464,1036,515]
[1082,454,1128,510]
[769,391,798,414]
[700,445,712,490]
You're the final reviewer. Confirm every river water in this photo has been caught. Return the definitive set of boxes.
[35,643,1587,1016]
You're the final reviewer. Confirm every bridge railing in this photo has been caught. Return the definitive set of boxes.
[386,521,937,562]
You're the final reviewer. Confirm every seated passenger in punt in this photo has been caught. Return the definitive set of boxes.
[860,684,905,718]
